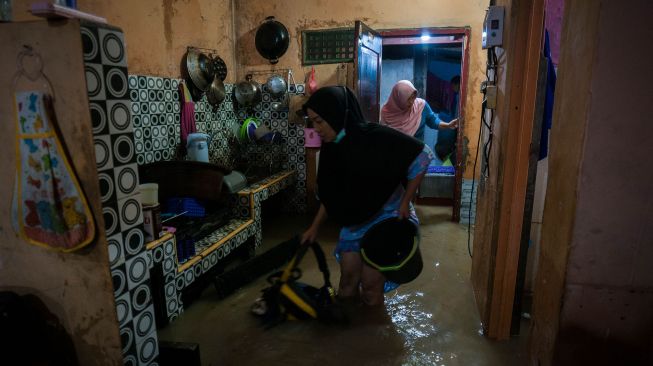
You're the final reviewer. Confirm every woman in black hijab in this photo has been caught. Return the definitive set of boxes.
[301,86,434,306]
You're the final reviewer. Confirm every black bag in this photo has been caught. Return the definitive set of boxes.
[251,240,343,327]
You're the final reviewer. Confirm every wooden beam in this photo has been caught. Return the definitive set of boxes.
[528,1,602,363]
[488,0,545,340]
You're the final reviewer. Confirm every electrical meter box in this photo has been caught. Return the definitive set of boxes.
[482,6,504,49]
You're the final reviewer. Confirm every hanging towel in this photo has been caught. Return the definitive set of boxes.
[179,82,197,154]
[13,91,95,251]
[539,30,557,160]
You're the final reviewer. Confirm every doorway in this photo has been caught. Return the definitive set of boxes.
[378,28,471,221]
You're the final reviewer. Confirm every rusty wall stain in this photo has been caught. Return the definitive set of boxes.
[162,0,174,50]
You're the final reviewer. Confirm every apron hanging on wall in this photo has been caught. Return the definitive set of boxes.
[11,46,95,252]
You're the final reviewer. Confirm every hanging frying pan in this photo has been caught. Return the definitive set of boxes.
[255,16,290,64]
[181,48,214,91]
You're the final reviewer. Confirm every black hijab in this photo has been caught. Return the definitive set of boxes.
[303,86,423,226]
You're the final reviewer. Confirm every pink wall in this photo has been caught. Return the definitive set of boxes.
[555,0,653,363]
[545,0,563,65]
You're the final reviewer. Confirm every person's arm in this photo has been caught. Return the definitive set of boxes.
[301,203,328,244]
[423,103,440,130]
[425,102,458,130]
[398,172,426,219]
[438,118,459,130]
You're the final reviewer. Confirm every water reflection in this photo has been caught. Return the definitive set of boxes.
[385,291,459,365]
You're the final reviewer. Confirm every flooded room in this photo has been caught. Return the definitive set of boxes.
[1,0,652,365]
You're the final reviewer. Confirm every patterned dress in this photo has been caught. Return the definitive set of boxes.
[334,144,435,291]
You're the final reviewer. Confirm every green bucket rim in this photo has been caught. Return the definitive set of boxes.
[361,234,420,272]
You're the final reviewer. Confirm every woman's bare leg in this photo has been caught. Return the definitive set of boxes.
[360,264,385,306]
[338,252,362,299]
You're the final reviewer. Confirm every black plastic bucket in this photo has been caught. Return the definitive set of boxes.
[360,218,423,284]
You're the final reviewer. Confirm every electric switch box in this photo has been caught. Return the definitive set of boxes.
[482,6,505,49]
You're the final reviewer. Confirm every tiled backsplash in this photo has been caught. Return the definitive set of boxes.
[127,75,307,212]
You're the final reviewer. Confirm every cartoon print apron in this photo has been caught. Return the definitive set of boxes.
[13,91,95,251]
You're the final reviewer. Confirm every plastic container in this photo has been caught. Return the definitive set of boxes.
[187,133,210,162]
[303,127,321,147]
[360,218,423,284]
[140,183,159,205]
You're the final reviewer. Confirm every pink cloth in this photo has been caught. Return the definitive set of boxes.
[180,82,197,150]
[381,80,426,136]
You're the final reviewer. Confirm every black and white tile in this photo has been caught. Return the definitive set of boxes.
[128,73,307,213]
[82,22,158,365]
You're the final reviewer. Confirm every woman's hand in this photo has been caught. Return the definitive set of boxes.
[443,118,459,129]
[301,225,319,245]
[301,204,328,245]
[398,200,411,220]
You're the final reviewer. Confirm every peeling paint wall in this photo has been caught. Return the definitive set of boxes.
[11,0,485,177]
[233,0,487,178]
[13,0,237,82]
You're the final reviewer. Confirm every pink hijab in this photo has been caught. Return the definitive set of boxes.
[381,80,426,136]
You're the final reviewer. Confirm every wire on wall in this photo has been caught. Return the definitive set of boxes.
[467,46,499,259]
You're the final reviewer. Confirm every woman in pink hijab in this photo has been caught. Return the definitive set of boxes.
[381,80,458,141]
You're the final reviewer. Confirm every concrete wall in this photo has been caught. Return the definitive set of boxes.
[0,20,123,365]
[13,0,237,82]
[530,0,653,364]
[13,0,485,177]
[233,0,487,178]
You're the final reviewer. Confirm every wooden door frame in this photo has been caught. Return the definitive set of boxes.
[474,0,546,339]
[379,27,471,222]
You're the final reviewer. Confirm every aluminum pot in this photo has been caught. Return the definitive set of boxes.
[234,74,262,107]
[265,74,287,99]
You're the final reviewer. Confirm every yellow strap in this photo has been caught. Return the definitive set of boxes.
[280,284,317,318]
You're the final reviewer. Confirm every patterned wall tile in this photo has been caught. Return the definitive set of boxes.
[126,251,150,290]
[107,232,125,268]
[82,22,158,365]
[128,73,307,213]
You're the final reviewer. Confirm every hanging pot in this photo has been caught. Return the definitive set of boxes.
[270,93,288,112]
[206,75,226,108]
[255,16,290,64]
[233,74,262,108]
[182,48,214,91]
[265,74,287,99]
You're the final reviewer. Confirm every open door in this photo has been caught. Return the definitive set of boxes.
[354,21,382,123]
